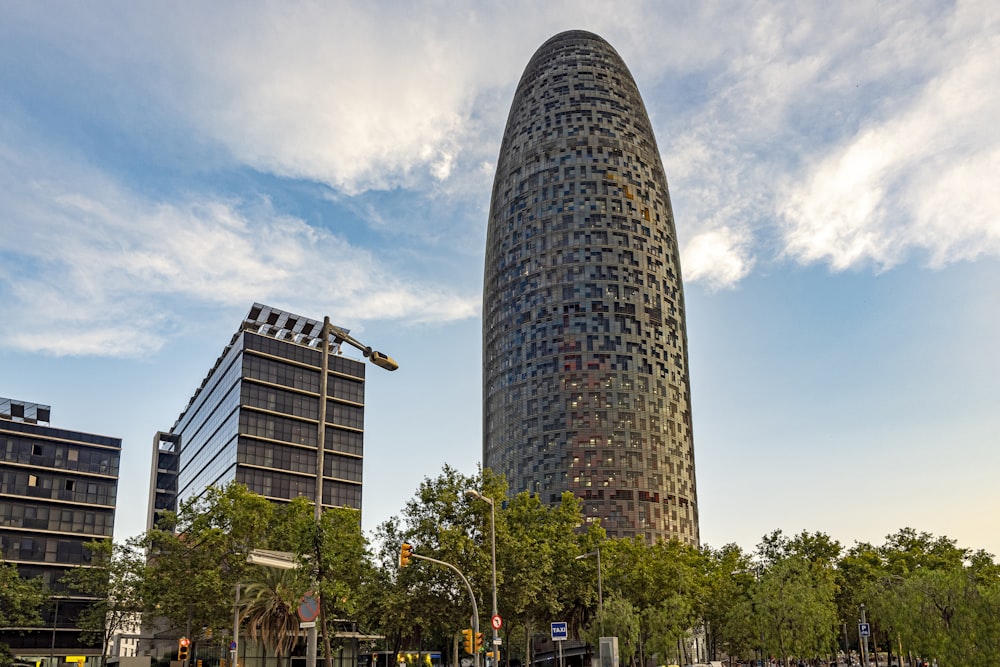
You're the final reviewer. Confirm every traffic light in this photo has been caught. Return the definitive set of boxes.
[178,637,190,662]
[399,542,413,567]
[475,632,484,652]
[462,629,474,654]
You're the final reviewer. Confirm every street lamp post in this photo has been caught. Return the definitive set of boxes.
[465,489,498,664]
[401,548,481,667]
[309,318,396,667]
[575,549,603,632]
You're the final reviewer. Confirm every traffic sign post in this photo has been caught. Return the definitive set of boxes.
[859,604,871,667]
[298,594,321,623]
[551,622,567,667]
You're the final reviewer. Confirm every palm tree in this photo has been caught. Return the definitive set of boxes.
[240,566,305,667]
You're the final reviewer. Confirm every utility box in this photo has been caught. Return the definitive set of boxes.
[599,637,619,667]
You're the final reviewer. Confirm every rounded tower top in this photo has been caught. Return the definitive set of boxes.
[483,31,699,545]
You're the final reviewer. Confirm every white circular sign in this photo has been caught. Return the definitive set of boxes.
[491,615,502,630]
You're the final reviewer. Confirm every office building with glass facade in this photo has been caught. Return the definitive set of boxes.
[148,303,366,528]
[0,397,121,660]
[483,31,699,544]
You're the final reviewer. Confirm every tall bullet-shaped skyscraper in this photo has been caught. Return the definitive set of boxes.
[483,31,698,544]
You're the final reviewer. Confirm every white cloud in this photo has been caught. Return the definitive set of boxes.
[778,1,1000,270]
[0,135,478,357]
[3,0,1000,315]
[681,228,754,290]
[99,2,531,195]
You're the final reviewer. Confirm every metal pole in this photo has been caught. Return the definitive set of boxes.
[595,549,603,611]
[843,623,849,665]
[309,317,332,667]
[316,317,330,523]
[411,552,480,667]
[488,498,498,665]
[50,597,58,667]
[232,585,240,667]
[756,569,764,667]
[575,550,603,636]
[860,605,869,667]
[596,548,603,621]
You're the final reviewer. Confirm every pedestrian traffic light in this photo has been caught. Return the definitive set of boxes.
[399,542,413,568]
[178,637,190,661]
[475,632,484,652]
[462,628,474,654]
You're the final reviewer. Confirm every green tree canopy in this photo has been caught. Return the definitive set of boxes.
[0,559,47,628]
[59,539,145,667]
[1,558,48,667]
[141,483,274,638]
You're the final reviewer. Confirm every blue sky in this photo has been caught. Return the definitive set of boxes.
[2,1,999,558]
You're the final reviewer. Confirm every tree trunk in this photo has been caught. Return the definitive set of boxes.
[525,621,532,667]
[321,605,334,667]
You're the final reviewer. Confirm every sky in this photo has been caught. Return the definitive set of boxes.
[2,1,999,560]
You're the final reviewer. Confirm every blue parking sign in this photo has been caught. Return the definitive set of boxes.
[859,622,871,637]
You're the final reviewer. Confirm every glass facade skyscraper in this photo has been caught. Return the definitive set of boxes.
[148,304,366,528]
[0,397,121,659]
[483,31,699,544]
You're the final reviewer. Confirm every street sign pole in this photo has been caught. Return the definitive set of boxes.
[550,621,567,667]
[859,605,870,667]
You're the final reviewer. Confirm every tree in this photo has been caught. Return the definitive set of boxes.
[368,465,485,656]
[753,531,840,666]
[597,537,702,666]
[699,543,754,662]
[141,483,274,639]
[362,465,599,667]
[862,532,1000,666]
[503,487,600,666]
[0,559,47,627]
[638,591,694,667]
[273,498,370,667]
[580,592,639,666]
[0,559,47,667]
[59,539,145,667]
[240,566,304,667]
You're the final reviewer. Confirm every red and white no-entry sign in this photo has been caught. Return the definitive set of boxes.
[491,615,502,630]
